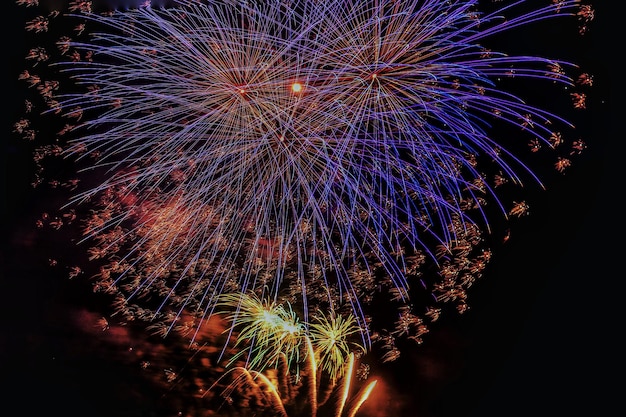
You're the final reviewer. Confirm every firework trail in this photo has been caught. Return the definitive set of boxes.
[15,0,593,365]
[208,335,377,417]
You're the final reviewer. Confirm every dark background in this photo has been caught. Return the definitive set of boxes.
[2,1,617,416]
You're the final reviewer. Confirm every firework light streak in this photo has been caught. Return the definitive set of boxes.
[209,336,377,417]
[15,0,593,364]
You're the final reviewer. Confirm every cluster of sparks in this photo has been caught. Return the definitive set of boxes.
[13,0,594,414]
[217,292,365,381]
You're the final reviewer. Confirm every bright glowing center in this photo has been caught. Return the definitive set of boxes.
[291,82,303,93]
[282,322,300,334]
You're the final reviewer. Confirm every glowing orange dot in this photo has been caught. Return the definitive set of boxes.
[291,82,303,93]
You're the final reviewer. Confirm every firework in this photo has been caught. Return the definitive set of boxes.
[308,310,365,381]
[209,336,377,417]
[15,0,593,363]
[218,292,305,372]
[217,292,365,382]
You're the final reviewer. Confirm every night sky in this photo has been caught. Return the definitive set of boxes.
[2,2,617,417]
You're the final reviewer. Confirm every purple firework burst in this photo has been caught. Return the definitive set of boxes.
[16,0,593,360]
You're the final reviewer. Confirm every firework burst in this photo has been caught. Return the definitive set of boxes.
[15,0,593,364]
[218,292,306,372]
[217,292,365,381]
